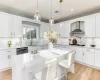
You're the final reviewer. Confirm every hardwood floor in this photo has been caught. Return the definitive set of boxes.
[68,63,100,80]
[0,69,12,80]
[0,63,100,80]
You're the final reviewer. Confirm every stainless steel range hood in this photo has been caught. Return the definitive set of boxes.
[71,21,84,34]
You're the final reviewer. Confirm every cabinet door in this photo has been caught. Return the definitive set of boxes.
[83,51,94,66]
[95,52,100,68]
[40,23,49,37]
[75,48,83,62]
[13,15,23,37]
[0,54,9,70]
[84,15,95,37]
[0,12,12,37]
[95,13,100,37]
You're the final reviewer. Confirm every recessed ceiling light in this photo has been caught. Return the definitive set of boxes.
[70,8,74,11]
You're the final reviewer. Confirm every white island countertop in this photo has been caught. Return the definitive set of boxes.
[12,48,74,80]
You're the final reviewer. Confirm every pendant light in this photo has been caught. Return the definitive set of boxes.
[59,0,64,27]
[34,0,41,21]
[49,0,54,25]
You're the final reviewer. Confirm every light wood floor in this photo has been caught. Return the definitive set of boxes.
[0,63,100,80]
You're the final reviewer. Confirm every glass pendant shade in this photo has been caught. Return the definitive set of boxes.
[49,18,54,25]
[34,10,41,21]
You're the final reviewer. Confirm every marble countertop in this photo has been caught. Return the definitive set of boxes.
[0,44,100,51]
[54,44,100,50]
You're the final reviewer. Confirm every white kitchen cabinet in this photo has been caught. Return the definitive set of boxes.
[95,13,100,37]
[0,11,13,37]
[53,22,70,37]
[40,22,49,37]
[83,15,95,37]
[12,15,23,37]
[83,49,95,66]
[75,48,83,62]
[95,50,100,68]
[0,49,16,71]
[0,11,23,37]
[0,51,10,71]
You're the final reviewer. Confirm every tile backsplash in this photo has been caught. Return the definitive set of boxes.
[0,37,100,49]
[0,38,21,49]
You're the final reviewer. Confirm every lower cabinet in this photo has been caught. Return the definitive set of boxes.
[0,53,10,70]
[83,51,95,66]
[95,50,100,68]
[0,49,16,71]
[75,48,83,62]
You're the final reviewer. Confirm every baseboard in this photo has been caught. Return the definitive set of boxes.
[75,61,100,70]
[0,67,11,72]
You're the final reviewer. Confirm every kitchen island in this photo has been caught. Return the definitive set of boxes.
[12,48,75,80]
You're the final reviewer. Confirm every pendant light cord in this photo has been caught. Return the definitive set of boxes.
[37,0,38,12]
[51,0,52,19]
[60,0,63,20]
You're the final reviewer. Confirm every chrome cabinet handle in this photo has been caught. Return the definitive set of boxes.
[8,55,11,59]
[7,51,11,52]
[11,33,12,36]
[14,33,15,36]
[83,52,84,56]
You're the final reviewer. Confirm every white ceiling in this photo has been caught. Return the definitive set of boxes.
[0,0,100,22]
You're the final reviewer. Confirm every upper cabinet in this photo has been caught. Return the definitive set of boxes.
[12,15,23,37]
[0,11,23,37]
[0,12,13,37]
[40,22,49,37]
[95,13,100,37]
[83,15,95,37]
[53,21,70,38]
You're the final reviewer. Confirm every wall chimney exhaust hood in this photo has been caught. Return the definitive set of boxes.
[71,21,84,34]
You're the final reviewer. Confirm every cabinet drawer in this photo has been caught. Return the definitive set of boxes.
[0,49,16,55]
[83,48,95,53]
[95,49,100,53]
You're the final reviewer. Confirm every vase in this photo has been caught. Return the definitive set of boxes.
[48,42,53,49]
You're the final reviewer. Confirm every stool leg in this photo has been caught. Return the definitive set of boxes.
[69,64,75,73]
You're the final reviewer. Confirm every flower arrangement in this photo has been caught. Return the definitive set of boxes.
[44,31,59,43]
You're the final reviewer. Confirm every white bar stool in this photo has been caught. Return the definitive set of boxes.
[42,58,58,80]
[59,51,75,79]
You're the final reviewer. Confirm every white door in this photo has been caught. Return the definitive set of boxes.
[75,48,83,62]
[95,13,100,37]
[84,15,95,37]
[0,11,13,37]
[0,53,9,70]
[12,15,23,37]
[83,51,94,66]
[95,50,100,68]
